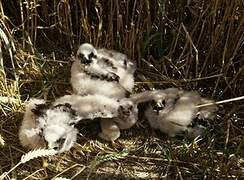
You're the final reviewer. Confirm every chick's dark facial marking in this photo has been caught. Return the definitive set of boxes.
[78,53,92,65]
[151,100,165,114]
[88,52,97,59]
[31,103,49,116]
[55,137,66,150]
[123,58,127,69]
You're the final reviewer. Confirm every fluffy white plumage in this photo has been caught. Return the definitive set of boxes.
[99,98,138,141]
[19,87,217,151]
[19,99,80,153]
[71,43,135,98]
[145,91,199,136]
[19,98,47,149]
[35,104,79,152]
[128,88,217,137]
[96,48,135,93]
[70,43,137,141]
[19,94,138,151]
[54,94,138,142]
[53,94,120,120]
[145,89,217,137]
[19,44,218,150]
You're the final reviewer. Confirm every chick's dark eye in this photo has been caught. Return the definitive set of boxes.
[32,103,48,116]
[57,137,66,146]
[69,122,76,126]
[123,59,127,67]
[119,106,124,111]
[88,52,96,59]
[153,106,163,111]
[78,53,92,65]
[104,58,109,63]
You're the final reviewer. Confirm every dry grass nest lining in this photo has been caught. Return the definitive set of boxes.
[0,0,244,179]
[0,63,243,180]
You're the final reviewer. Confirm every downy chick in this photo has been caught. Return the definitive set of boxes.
[98,89,180,141]
[96,48,135,94]
[70,43,137,142]
[19,99,80,153]
[71,43,136,98]
[145,89,216,137]
[97,89,182,141]
[34,103,80,153]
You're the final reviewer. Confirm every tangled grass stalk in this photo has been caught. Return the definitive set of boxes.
[0,149,58,179]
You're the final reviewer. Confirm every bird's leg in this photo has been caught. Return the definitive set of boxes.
[99,118,121,142]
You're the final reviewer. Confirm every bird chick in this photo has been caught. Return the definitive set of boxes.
[97,89,181,142]
[70,43,137,142]
[150,91,201,136]
[115,98,138,129]
[140,89,217,137]
[35,104,80,153]
[71,43,135,98]
[19,99,80,153]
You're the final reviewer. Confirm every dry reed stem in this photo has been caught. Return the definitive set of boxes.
[0,134,4,147]
[197,96,244,108]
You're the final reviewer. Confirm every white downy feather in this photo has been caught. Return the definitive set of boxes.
[53,94,120,120]
[71,43,135,98]
[131,89,217,137]
[54,94,138,141]
[35,105,79,153]
[70,43,137,141]
[19,98,47,149]
[20,99,80,153]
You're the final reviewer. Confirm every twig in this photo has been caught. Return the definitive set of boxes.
[135,74,223,84]
[181,23,199,79]
[197,96,244,108]
[0,134,4,147]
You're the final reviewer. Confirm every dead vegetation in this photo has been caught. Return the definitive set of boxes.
[0,0,243,179]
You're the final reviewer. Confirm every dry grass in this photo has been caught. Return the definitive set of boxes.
[0,0,243,179]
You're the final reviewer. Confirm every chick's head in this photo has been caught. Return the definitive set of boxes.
[76,43,97,65]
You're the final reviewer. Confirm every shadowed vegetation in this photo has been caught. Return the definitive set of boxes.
[0,0,243,179]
